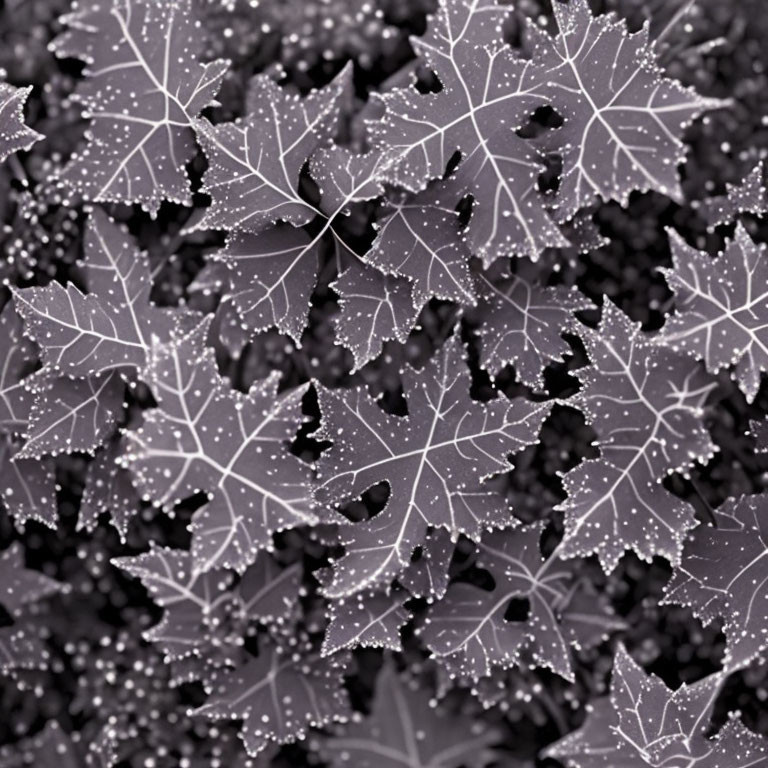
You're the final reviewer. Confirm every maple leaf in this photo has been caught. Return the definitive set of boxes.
[17,371,123,458]
[371,0,568,260]
[421,580,529,681]
[194,64,351,233]
[0,303,36,434]
[0,542,64,617]
[657,226,768,403]
[125,321,315,574]
[0,435,57,528]
[214,225,320,343]
[114,546,250,663]
[13,208,182,378]
[473,257,592,389]
[663,493,768,671]
[319,659,499,768]
[51,0,228,214]
[77,436,139,541]
[698,161,768,229]
[193,638,350,756]
[545,645,768,768]
[332,257,419,372]
[558,301,716,572]
[365,183,475,304]
[0,80,42,163]
[322,590,411,656]
[527,0,724,219]
[421,523,620,681]
[314,334,551,597]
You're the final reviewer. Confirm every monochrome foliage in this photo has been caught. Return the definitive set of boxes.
[1,0,767,764]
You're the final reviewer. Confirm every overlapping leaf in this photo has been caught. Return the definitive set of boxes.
[114,546,238,661]
[13,209,181,378]
[0,303,36,433]
[331,257,419,372]
[215,226,320,343]
[125,321,315,574]
[194,64,351,233]
[51,0,228,213]
[194,639,350,756]
[314,334,550,597]
[422,523,621,681]
[698,161,767,229]
[0,435,57,528]
[365,184,474,305]
[371,0,567,260]
[77,437,139,541]
[322,590,411,656]
[559,301,716,571]
[527,0,723,219]
[18,372,123,458]
[663,493,768,671]
[0,80,42,163]
[473,257,592,389]
[658,225,768,403]
[319,660,499,768]
[546,645,768,768]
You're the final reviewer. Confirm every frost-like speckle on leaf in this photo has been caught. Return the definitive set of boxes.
[371,0,568,260]
[365,184,474,304]
[698,161,768,229]
[310,145,385,215]
[0,435,57,528]
[322,590,411,655]
[314,334,550,597]
[193,639,350,756]
[13,209,181,378]
[527,0,723,218]
[217,226,319,343]
[0,303,36,434]
[545,645,767,768]
[126,321,315,574]
[663,493,768,671]
[421,581,529,681]
[422,523,619,681]
[473,257,592,389]
[237,554,302,625]
[0,80,42,163]
[559,301,716,572]
[398,527,454,601]
[658,225,768,403]
[0,542,65,617]
[332,257,419,372]
[319,659,499,768]
[195,64,351,233]
[18,371,123,458]
[114,546,237,662]
[78,437,139,541]
[51,0,228,214]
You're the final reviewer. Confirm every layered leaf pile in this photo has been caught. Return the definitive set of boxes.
[1,0,768,765]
